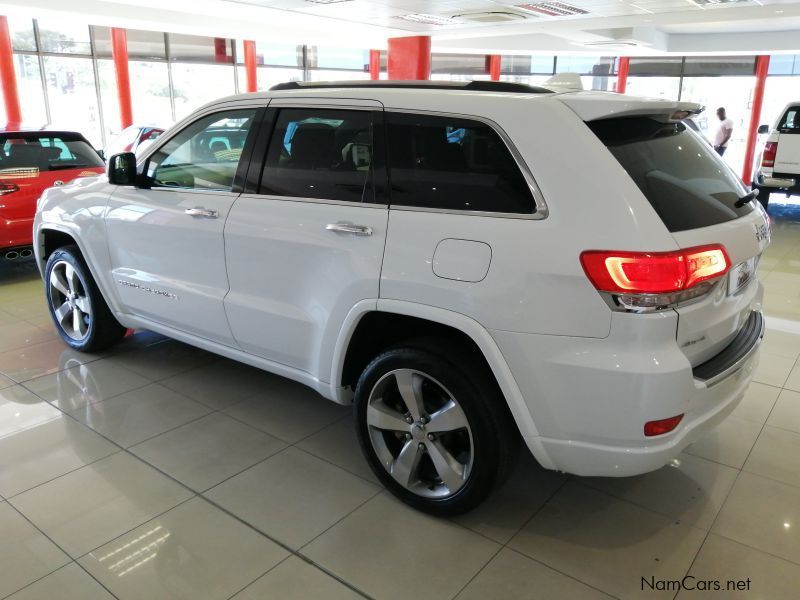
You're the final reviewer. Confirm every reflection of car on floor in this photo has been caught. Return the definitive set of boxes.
[1,126,105,261]
[103,124,166,159]
[753,102,800,209]
[34,81,769,515]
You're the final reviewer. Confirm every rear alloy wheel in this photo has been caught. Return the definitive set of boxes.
[355,345,518,515]
[366,368,474,499]
[45,245,126,352]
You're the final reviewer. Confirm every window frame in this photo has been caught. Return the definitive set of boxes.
[138,103,265,194]
[245,100,389,207]
[384,109,548,220]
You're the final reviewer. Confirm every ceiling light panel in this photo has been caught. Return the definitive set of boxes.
[394,13,466,26]
[515,2,589,17]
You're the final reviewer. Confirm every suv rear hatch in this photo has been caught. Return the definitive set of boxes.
[561,92,769,367]
[774,104,800,175]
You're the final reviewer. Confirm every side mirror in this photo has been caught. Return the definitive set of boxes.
[107,152,137,185]
[758,124,769,134]
[96,149,106,161]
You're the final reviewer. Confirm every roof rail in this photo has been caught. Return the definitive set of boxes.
[269,80,553,94]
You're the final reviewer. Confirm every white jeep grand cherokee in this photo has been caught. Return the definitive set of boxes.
[34,81,769,515]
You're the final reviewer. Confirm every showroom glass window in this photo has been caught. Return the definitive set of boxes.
[146,109,256,190]
[259,108,375,203]
[386,113,534,214]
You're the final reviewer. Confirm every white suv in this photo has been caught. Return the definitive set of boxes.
[754,101,800,207]
[34,81,769,515]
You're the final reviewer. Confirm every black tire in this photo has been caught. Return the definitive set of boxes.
[354,342,519,516]
[44,245,127,352]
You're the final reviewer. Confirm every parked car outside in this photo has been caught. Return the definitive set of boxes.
[1,126,105,260]
[103,124,165,159]
[34,81,769,514]
[753,102,800,208]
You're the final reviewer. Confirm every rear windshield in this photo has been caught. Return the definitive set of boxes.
[0,134,104,174]
[588,117,754,232]
[778,106,800,133]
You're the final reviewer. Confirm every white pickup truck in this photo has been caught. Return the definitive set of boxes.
[754,102,800,208]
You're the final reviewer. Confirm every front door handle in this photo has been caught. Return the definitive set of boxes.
[185,207,219,218]
[326,223,373,236]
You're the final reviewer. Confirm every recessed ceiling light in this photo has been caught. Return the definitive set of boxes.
[516,2,589,17]
[304,0,354,4]
[394,13,464,26]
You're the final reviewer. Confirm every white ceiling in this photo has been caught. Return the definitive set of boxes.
[2,0,800,54]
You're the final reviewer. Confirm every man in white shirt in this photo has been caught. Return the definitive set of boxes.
[714,107,734,156]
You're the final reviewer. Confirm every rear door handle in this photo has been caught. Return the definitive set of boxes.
[326,223,372,236]
[185,207,219,218]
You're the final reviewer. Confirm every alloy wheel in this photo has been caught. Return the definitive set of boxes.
[48,260,92,341]
[366,368,474,499]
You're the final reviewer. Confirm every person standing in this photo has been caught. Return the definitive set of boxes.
[714,107,734,156]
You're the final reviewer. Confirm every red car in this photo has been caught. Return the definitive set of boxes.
[1,126,105,260]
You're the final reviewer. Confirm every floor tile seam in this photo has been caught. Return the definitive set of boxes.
[4,449,124,501]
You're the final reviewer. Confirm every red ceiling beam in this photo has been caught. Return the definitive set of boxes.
[387,36,431,80]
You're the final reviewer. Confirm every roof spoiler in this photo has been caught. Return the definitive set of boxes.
[542,73,584,92]
[558,94,705,122]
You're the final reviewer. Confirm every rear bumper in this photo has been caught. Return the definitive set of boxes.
[491,295,764,477]
[1,215,34,249]
[757,172,798,190]
[535,339,759,477]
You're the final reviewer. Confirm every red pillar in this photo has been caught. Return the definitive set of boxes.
[111,28,133,129]
[488,55,501,81]
[387,36,431,80]
[369,49,380,80]
[742,55,770,186]
[616,57,630,94]
[243,40,257,92]
[0,16,22,124]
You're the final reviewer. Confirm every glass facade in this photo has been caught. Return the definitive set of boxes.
[6,19,374,149]
[2,16,794,174]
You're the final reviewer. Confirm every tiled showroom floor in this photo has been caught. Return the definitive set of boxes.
[2,205,800,600]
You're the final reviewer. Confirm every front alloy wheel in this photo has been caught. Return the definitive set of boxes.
[366,368,474,499]
[45,245,127,352]
[48,260,92,341]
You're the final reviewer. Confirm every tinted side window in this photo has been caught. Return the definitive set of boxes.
[386,113,534,214]
[778,108,800,133]
[147,109,256,190]
[589,117,753,233]
[260,108,374,203]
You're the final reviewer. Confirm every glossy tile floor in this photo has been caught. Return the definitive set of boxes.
[2,204,800,600]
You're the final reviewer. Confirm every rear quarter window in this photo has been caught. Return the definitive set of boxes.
[588,117,754,232]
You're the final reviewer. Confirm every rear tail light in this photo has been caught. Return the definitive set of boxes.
[0,182,19,196]
[581,244,731,311]
[762,141,778,168]
[644,414,684,437]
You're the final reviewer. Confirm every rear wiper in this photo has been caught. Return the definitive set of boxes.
[735,189,759,208]
[49,164,93,171]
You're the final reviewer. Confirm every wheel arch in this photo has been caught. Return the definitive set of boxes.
[38,226,124,318]
[333,299,544,446]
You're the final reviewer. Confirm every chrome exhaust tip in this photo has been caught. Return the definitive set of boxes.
[4,251,19,260]
[20,248,33,258]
